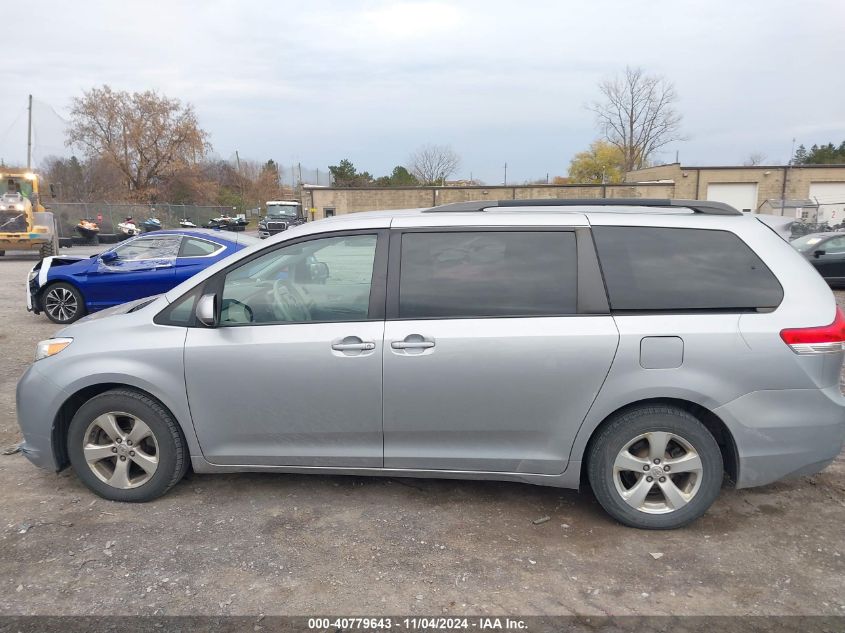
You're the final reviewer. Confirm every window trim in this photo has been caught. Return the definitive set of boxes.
[163,229,389,328]
[385,227,607,321]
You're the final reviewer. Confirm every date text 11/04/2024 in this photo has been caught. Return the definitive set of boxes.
[307,617,528,630]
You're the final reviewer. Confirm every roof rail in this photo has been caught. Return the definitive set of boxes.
[422,198,743,216]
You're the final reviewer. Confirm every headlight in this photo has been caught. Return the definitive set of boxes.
[35,338,72,361]
[28,270,38,282]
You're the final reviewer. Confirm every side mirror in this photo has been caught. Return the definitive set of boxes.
[196,293,218,327]
[310,261,330,282]
[100,251,119,263]
[814,249,826,258]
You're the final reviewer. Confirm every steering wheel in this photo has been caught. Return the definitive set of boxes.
[272,279,311,322]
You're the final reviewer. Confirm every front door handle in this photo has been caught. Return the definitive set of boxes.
[391,340,434,349]
[332,341,376,351]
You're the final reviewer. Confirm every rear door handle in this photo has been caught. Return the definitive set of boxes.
[391,340,435,349]
[332,342,376,351]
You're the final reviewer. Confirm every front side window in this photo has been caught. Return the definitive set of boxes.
[822,236,845,254]
[99,235,181,272]
[592,226,783,311]
[220,234,378,324]
[398,231,578,319]
[112,235,182,261]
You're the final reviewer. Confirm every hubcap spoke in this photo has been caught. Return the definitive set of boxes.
[665,452,702,474]
[129,448,158,474]
[84,443,116,463]
[614,450,649,473]
[658,477,691,510]
[127,419,153,445]
[108,458,131,488]
[93,413,124,442]
[647,432,670,462]
[621,475,654,509]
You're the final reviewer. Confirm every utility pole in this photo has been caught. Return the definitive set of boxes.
[781,138,795,217]
[235,150,245,213]
[26,94,32,169]
[503,162,507,186]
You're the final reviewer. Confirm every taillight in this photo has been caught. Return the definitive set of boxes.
[780,307,845,354]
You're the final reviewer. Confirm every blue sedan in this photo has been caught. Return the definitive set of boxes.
[27,229,258,324]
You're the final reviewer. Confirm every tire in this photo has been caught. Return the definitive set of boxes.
[587,405,723,529]
[39,241,54,260]
[41,282,87,324]
[0,250,5,256]
[67,389,189,502]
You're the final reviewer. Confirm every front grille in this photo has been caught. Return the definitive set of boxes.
[0,210,28,232]
[267,221,288,231]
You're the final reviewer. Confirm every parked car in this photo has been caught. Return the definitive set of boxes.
[16,199,845,529]
[791,232,845,285]
[27,229,258,324]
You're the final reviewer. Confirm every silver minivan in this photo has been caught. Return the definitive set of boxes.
[16,199,845,529]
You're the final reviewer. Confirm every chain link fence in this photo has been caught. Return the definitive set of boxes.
[45,202,239,238]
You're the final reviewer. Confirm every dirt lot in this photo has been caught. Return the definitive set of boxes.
[0,246,843,617]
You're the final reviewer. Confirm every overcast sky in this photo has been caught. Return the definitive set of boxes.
[2,0,844,184]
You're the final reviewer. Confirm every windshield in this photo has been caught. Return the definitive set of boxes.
[266,204,299,218]
[790,234,827,252]
[0,177,34,200]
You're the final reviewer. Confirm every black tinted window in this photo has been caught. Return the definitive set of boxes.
[399,231,577,318]
[592,227,783,311]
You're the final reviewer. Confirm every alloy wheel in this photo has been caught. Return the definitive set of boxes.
[44,287,78,322]
[82,412,159,489]
[612,431,703,514]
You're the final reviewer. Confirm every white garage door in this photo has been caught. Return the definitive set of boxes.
[809,182,845,224]
[707,183,758,213]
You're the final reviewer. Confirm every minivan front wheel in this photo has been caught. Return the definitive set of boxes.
[67,389,188,502]
[587,405,723,529]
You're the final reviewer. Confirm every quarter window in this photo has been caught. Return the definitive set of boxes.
[398,231,578,319]
[220,234,378,324]
[591,226,783,311]
[180,237,223,257]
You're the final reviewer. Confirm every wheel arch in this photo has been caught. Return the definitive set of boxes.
[52,383,190,471]
[579,397,739,487]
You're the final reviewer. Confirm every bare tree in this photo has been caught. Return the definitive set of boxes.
[66,85,210,198]
[408,144,460,185]
[743,152,767,166]
[589,67,685,173]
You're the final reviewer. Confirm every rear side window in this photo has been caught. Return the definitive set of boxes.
[398,231,577,318]
[180,237,224,257]
[592,226,783,311]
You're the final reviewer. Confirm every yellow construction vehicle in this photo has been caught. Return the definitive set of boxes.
[0,170,60,259]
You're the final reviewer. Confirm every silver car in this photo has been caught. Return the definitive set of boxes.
[16,199,845,529]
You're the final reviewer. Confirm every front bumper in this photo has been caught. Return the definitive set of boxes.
[715,385,845,488]
[15,363,69,471]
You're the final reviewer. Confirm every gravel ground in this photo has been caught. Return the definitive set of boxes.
[0,246,843,616]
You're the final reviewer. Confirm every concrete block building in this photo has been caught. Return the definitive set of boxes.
[301,162,845,223]
[626,163,845,223]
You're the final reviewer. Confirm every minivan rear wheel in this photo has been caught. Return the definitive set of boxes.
[67,389,188,502]
[587,405,723,529]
